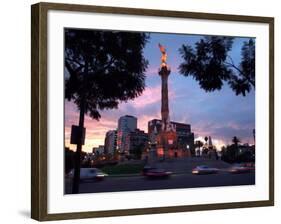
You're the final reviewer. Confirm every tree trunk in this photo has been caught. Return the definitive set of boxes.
[71,98,85,194]
[72,61,88,194]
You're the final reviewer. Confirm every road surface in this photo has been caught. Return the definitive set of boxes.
[65,171,255,194]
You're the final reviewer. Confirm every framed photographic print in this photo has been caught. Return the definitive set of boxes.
[31,2,274,221]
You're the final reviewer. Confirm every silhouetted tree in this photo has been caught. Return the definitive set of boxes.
[221,144,237,163]
[179,37,255,96]
[232,136,240,146]
[65,147,75,174]
[65,29,149,193]
[232,136,240,158]
[204,136,208,143]
[237,151,254,163]
[221,137,245,163]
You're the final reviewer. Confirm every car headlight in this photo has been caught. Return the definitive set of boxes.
[96,174,105,177]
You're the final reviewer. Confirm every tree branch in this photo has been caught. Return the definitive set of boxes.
[224,56,255,87]
[65,60,83,76]
[66,58,85,68]
[225,56,245,77]
[94,57,116,74]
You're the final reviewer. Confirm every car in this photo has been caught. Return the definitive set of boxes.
[68,168,108,181]
[228,164,252,174]
[142,167,172,178]
[141,165,155,175]
[192,165,219,175]
[242,162,255,168]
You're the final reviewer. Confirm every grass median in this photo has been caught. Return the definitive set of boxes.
[101,162,145,175]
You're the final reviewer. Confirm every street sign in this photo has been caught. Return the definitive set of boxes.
[70,125,86,145]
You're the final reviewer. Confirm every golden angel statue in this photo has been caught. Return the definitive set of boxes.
[158,43,168,66]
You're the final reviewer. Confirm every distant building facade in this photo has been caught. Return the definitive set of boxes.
[148,119,195,157]
[117,115,137,153]
[125,129,149,157]
[104,130,117,155]
[92,145,105,155]
[201,136,218,159]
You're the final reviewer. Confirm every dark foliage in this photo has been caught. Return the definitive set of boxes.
[179,37,255,96]
[65,147,75,174]
[204,136,208,143]
[221,144,237,163]
[236,151,255,163]
[221,137,254,163]
[129,143,145,160]
[65,29,149,120]
[232,136,240,146]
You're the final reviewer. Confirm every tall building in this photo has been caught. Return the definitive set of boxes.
[117,115,137,153]
[104,130,117,155]
[148,119,194,157]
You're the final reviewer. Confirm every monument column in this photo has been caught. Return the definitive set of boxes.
[157,43,177,159]
[159,65,171,131]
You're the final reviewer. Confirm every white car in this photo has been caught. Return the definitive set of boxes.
[68,168,108,181]
[228,164,252,174]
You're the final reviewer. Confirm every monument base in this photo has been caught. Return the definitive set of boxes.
[155,130,191,159]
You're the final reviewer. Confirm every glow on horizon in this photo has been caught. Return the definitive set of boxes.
[65,95,254,152]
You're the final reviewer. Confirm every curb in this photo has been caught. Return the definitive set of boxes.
[108,174,141,178]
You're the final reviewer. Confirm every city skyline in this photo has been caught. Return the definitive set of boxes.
[65,32,255,152]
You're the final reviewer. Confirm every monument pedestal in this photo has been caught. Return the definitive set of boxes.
[156,130,177,159]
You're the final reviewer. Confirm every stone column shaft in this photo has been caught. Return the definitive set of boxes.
[159,66,171,132]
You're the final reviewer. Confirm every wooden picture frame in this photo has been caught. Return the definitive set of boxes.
[31,2,274,221]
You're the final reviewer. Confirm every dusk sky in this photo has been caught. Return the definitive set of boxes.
[65,32,255,153]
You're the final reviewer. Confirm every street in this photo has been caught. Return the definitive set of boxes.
[65,171,255,194]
